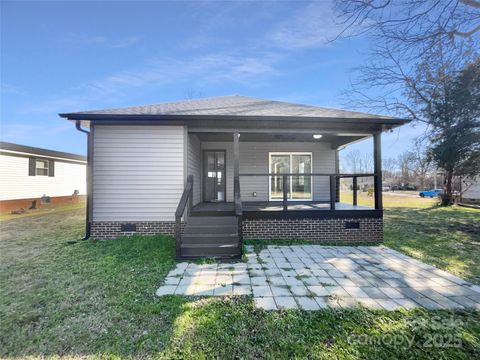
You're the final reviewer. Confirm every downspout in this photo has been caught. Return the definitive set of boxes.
[75,120,92,240]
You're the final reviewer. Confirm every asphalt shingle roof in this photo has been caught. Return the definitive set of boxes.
[61,95,400,120]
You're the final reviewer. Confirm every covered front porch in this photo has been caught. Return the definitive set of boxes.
[175,126,385,258]
[185,128,384,216]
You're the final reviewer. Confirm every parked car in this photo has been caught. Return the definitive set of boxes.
[419,189,443,198]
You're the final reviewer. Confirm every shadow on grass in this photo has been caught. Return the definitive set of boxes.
[384,206,480,284]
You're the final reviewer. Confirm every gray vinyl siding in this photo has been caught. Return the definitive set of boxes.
[201,141,336,202]
[93,125,185,221]
[187,134,202,205]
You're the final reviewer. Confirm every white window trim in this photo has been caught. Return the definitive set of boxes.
[268,152,313,201]
[35,159,49,176]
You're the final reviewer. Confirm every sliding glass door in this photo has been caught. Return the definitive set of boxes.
[269,153,312,200]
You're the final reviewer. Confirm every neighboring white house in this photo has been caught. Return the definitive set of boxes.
[462,178,480,204]
[0,142,86,211]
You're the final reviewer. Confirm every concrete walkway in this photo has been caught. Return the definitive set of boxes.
[156,245,480,311]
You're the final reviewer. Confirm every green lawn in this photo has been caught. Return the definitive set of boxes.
[1,202,479,359]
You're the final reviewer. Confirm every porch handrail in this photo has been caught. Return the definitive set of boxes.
[238,173,379,210]
[175,175,193,257]
[239,173,376,177]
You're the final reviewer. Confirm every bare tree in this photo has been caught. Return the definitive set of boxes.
[335,0,480,50]
[342,149,362,173]
[405,138,432,190]
[382,157,398,180]
[397,152,412,186]
[334,0,480,204]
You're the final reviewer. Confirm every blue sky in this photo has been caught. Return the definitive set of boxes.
[1,0,421,159]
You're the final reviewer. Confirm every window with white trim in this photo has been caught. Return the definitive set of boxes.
[269,152,312,200]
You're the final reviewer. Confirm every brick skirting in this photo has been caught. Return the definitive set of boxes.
[91,221,180,240]
[91,217,382,243]
[242,217,383,243]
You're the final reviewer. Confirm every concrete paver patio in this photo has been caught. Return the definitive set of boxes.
[155,245,480,311]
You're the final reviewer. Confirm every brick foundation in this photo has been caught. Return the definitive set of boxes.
[91,221,181,240]
[0,195,86,212]
[91,217,383,243]
[242,217,383,244]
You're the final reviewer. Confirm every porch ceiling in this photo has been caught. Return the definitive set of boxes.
[191,132,365,148]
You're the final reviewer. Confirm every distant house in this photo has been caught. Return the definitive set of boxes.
[462,178,480,205]
[60,95,409,258]
[0,142,86,211]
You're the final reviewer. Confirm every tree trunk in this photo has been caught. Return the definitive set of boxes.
[441,170,454,206]
[419,177,425,191]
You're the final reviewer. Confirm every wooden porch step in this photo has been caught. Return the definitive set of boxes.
[179,215,241,258]
[183,225,238,235]
[186,216,238,226]
[180,243,241,258]
[189,210,235,217]
[182,234,239,245]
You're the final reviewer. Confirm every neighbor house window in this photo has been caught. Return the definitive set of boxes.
[35,159,49,176]
[269,152,312,200]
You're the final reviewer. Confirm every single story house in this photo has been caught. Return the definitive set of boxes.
[462,177,480,205]
[60,95,409,258]
[0,142,86,211]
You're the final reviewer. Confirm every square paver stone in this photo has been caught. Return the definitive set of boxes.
[271,285,292,297]
[356,298,383,310]
[195,285,215,296]
[379,287,406,299]
[296,296,321,310]
[253,285,274,297]
[213,285,233,296]
[376,299,402,311]
[290,285,310,296]
[307,285,329,297]
[164,277,182,285]
[233,274,251,285]
[156,285,177,296]
[314,297,329,309]
[255,297,277,310]
[268,276,287,286]
[233,285,252,295]
[251,277,269,286]
[361,286,390,299]
[275,296,298,310]
[344,286,369,298]
[393,298,419,309]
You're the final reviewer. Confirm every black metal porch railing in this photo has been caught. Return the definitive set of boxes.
[238,173,380,210]
[175,175,193,257]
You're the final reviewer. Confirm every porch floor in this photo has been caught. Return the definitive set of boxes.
[191,201,372,213]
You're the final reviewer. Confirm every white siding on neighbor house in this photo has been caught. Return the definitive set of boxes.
[93,125,185,221]
[200,141,336,202]
[0,153,86,200]
[187,134,202,205]
[463,179,480,200]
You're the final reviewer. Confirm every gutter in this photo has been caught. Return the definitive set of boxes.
[75,121,92,240]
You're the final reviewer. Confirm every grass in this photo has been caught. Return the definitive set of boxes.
[384,205,480,285]
[1,199,480,358]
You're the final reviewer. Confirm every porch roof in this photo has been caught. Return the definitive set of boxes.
[59,95,410,129]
